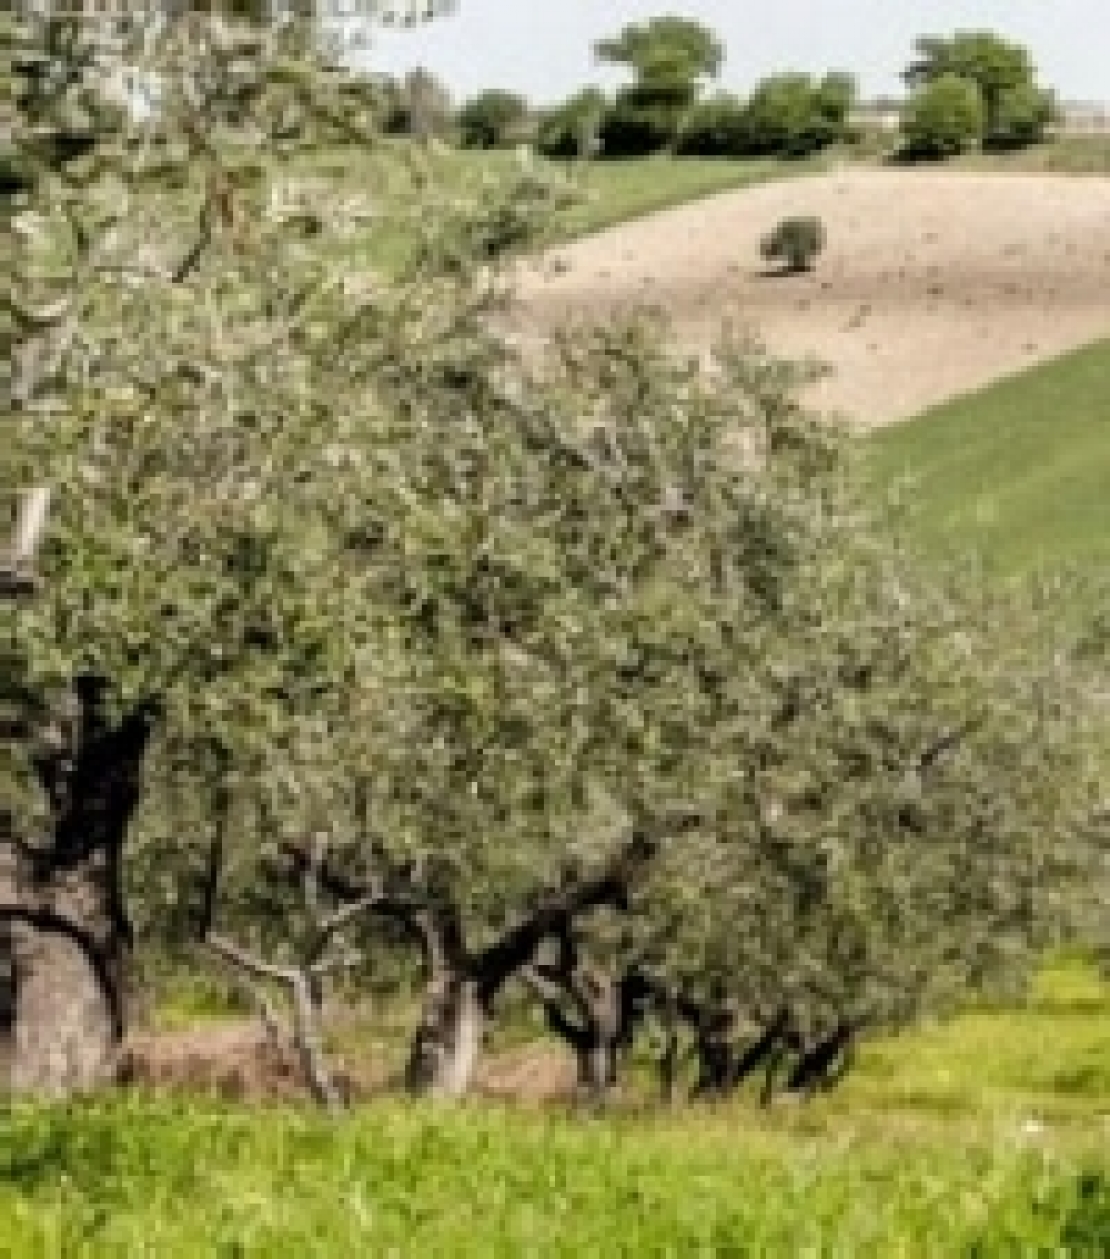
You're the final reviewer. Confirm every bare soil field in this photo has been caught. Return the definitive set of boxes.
[512,168,1110,427]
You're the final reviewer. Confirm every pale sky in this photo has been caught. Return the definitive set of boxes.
[355,1,1107,107]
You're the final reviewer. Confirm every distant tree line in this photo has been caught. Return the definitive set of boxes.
[375,21,1058,165]
[376,18,857,161]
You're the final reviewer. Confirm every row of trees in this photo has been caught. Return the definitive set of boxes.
[2,11,1103,1110]
[415,18,858,160]
[387,21,1058,164]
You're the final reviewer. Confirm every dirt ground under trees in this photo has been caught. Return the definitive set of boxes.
[511,168,1110,428]
[124,1019,579,1106]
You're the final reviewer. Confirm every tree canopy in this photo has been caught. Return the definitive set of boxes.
[592,15,723,156]
[2,7,1103,1108]
[902,31,1055,152]
[901,73,986,159]
[457,88,530,149]
[594,16,723,88]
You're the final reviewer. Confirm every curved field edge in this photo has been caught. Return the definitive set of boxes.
[546,152,829,244]
[864,336,1110,584]
[547,135,1110,244]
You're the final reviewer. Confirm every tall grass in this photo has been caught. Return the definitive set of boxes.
[3,1094,1109,1256]
[6,958,1110,1255]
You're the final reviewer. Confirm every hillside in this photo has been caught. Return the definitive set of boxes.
[512,168,1110,427]
[866,338,1110,582]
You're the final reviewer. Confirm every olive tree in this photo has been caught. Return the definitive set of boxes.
[0,8,469,1095]
[2,11,1099,1112]
[0,10,839,1100]
[519,493,1101,1106]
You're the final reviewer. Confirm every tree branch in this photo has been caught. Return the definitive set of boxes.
[916,716,985,778]
[318,889,386,939]
[206,932,344,1112]
[1,487,51,595]
[206,932,300,989]
[473,829,662,1003]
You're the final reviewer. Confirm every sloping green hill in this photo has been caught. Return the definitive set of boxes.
[866,338,1110,583]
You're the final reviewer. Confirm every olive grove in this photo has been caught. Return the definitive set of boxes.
[1,11,1103,1106]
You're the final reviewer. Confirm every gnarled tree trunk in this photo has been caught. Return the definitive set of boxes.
[571,1014,620,1104]
[1,677,157,1097]
[524,950,649,1107]
[276,828,665,1102]
[8,901,122,1096]
[405,969,485,1099]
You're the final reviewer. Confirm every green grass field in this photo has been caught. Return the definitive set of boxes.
[289,142,823,273]
[5,958,1110,1256]
[865,337,1110,589]
[548,152,822,240]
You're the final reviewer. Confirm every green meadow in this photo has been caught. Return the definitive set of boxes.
[287,142,822,274]
[4,959,1110,1256]
[865,337,1110,594]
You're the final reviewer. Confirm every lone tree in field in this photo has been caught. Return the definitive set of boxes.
[761,214,825,273]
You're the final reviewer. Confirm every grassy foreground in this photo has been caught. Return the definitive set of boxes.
[865,337,1110,586]
[6,959,1110,1255]
[2,1102,1102,1257]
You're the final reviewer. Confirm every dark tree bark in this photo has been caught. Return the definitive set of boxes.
[0,842,14,1090]
[280,829,663,1100]
[402,902,486,1099]
[0,677,158,1096]
[682,988,740,1100]
[409,834,664,1099]
[521,936,660,1106]
[744,1009,798,1106]
[783,1016,864,1099]
[678,994,796,1104]
[524,961,620,1104]
[653,984,683,1105]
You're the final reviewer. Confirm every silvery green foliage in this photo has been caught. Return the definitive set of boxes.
[0,10,551,909]
[559,393,1102,1043]
[2,11,1099,1044]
